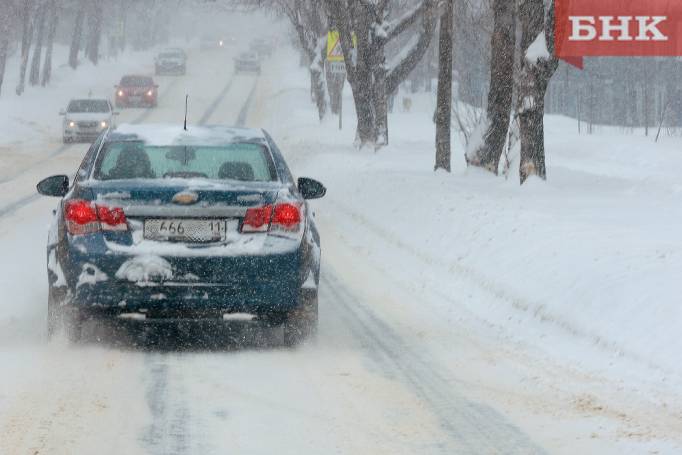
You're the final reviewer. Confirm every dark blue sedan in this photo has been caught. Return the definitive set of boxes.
[38,124,326,345]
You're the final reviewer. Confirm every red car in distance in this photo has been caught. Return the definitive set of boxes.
[115,75,158,108]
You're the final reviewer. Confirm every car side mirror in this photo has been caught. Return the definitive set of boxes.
[298,177,326,200]
[113,111,120,116]
[37,175,69,197]
[154,84,159,88]
[59,110,66,116]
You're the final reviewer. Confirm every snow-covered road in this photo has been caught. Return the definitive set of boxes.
[1,44,680,455]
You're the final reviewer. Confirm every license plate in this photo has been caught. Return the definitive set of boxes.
[129,96,142,103]
[144,219,229,243]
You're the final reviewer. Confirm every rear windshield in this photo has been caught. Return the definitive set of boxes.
[94,142,276,182]
[120,76,153,87]
[67,100,110,113]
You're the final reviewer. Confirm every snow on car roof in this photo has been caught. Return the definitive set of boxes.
[110,123,267,146]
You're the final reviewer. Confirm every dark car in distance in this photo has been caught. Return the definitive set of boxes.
[115,75,158,108]
[235,51,261,74]
[250,38,274,58]
[37,124,326,346]
[155,48,187,76]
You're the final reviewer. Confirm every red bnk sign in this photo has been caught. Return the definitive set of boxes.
[555,0,682,69]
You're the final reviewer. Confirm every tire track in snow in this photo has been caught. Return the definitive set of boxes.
[198,74,237,125]
[138,73,258,454]
[141,356,196,455]
[321,272,546,454]
[235,79,258,127]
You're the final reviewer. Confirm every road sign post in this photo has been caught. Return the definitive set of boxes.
[327,31,356,130]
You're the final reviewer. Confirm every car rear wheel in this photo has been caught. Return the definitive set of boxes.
[47,286,82,342]
[47,285,62,340]
[282,289,318,347]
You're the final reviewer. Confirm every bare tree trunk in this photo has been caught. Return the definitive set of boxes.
[41,0,58,86]
[310,37,329,121]
[435,0,453,172]
[285,0,328,121]
[326,71,344,115]
[373,38,388,146]
[0,38,8,97]
[69,5,85,69]
[87,0,103,65]
[348,2,378,147]
[119,0,128,52]
[643,64,651,136]
[16,1,34,96]
[325,0,436,148]
[467,0,515,173]
[29,2,47,86]
[0,2,11,97]
[517,0,558,184]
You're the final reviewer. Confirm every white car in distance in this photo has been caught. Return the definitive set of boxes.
[60,98,118,144]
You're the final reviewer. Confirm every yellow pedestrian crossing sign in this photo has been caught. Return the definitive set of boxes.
[327,31,356,63]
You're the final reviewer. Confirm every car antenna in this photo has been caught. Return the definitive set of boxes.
[183,94,189,131]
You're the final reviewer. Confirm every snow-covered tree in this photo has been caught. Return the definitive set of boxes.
[516,0,558,183]
[324,0,438,148]
[466,0,515,174]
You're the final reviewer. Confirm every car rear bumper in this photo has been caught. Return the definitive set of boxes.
[60,242,307,317]
[156,64,185,74]
[236,63,261,72]
[64,129,105,142]
[116,96,156,107]
[72,279,300,317]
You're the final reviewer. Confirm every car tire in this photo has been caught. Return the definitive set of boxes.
[62,136,70,144]
[47,285,82,342]
[64,308,83,343]
[282,288,318,347]
[47,284,63,340]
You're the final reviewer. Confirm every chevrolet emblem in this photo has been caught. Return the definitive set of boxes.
[172,191,199,205]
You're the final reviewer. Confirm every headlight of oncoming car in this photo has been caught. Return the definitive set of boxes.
[100,121,108,129]
[68,121,76,128]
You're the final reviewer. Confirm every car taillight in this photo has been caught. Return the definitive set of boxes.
[64,199,127,235]
[241,205,272,233]
[97,206,128,231]
[241,203,302,235]
[272,203,301,230]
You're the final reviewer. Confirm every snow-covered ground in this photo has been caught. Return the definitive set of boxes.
[0,30,681,455]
